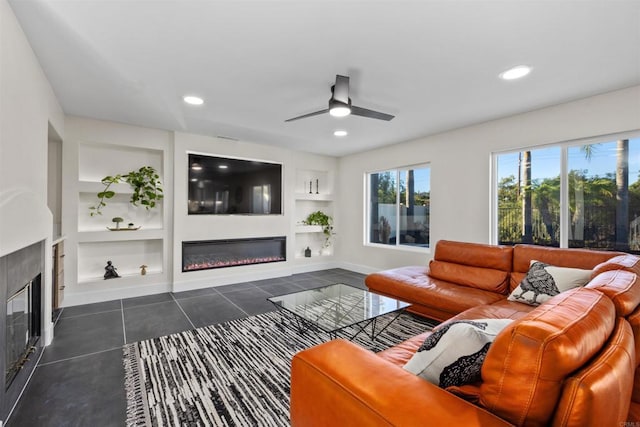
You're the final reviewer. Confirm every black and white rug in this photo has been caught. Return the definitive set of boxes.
[123,310,435,427]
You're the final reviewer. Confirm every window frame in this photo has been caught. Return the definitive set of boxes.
[364,163,431,252]
[491,130,640,248]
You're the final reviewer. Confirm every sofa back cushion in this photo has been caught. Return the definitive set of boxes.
[551,318,634,427]
[429,240,513,294]
[510,245,620,292]
[585,269,640,317]
[479,287,615,427]
[592,254,640,277]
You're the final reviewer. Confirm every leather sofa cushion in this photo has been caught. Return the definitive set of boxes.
[480,287,615,427]
[434,240,513,271]
[586,269,640,317]
[378,331,431,367]
[551,319,634,427]
[429,260,509,293]
[634,367,640,403]
[628,307,640,367]
[366,267,505,320]
[592,254,640,277]
[428,240,513,293]
[628,401,640,423]
[291,339,513,427]
[510,245,619,292]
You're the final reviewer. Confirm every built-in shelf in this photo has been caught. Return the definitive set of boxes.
[295,225,324,233]
[78,271,163,286]
[294,193,333,201]
[77,228,163,242]
[294,168,335,261]
[68,141,168,302]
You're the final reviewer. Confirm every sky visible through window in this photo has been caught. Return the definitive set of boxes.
[498,138,640,182]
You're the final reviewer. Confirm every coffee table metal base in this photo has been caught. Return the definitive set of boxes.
[272,306,407,341]
[268,283,409,342]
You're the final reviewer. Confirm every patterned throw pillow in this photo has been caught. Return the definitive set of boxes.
[403,319,513,388]
[508,261,592,306]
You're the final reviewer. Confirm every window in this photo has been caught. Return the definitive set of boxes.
[367,165,430,249]
[494,133,640,252]
[496,147,561,246]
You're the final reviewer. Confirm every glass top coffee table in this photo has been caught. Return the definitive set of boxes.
[267,283,411,341]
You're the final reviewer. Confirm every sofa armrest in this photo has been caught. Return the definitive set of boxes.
[290,339,513,427]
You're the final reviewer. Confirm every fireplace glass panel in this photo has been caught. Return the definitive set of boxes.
[6,283,30,385]
[183,236,286,272]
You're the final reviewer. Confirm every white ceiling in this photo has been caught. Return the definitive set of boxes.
[9,0,640,157]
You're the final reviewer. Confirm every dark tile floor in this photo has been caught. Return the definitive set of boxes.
[6,269,366,426]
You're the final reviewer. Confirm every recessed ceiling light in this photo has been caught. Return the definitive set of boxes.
[183,95,204,105]
[334,130,348,137]
[499,65,532,81]
[218,165,228,169]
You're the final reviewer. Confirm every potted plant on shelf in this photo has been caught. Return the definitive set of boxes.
[89,166,163,216]
[303,210,335,248]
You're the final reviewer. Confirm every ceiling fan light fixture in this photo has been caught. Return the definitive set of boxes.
[329,99,351,117]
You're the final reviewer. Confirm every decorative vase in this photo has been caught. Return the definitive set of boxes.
[304,247,311,258]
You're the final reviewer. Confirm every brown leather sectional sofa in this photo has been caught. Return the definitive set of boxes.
[290,240,640,426]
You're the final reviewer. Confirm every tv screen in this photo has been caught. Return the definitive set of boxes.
[188,154,282,215]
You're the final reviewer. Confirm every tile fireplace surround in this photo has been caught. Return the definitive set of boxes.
[0,190,54,423]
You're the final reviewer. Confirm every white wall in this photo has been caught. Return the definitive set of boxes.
[0,0,65,360]
[0,0,63,199]
[337,86,640,273]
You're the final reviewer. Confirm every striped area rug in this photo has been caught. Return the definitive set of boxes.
[123,310,435,426]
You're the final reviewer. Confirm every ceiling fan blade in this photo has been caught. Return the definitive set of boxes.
[333,75,350,104]
[284,108,329,122]
[351,105,395,121]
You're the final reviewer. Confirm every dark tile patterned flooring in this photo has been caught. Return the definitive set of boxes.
[6,269,366,426]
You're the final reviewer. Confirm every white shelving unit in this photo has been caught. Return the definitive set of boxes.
[294,168,335,260]
[72,142,167,289]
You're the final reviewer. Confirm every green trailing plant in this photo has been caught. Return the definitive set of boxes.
[89,166,163,216]
[303,210,334,247]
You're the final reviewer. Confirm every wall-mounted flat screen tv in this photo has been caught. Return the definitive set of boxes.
[188,153,283,215]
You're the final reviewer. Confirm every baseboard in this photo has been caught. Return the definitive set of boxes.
[335,260,380,275]
[290,260,341,274]
[62,281,172,307]
[173,266,293,293]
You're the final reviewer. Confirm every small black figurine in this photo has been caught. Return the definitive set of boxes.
[104,260,120,280]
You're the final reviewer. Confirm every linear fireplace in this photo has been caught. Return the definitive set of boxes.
[182,236,286,272]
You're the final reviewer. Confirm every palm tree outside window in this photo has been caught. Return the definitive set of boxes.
[495,133,640,253]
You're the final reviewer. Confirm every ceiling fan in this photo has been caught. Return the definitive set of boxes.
[285,75,395,122]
